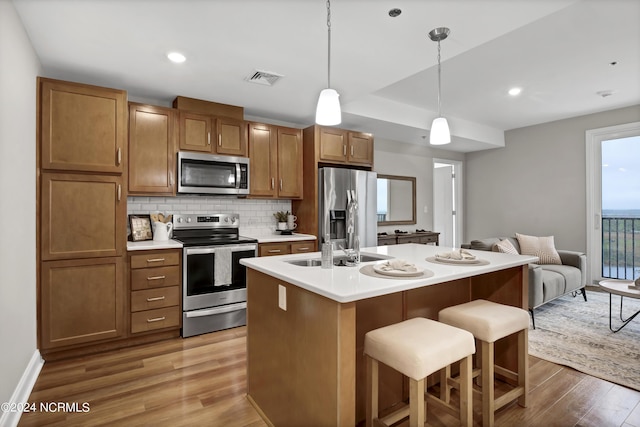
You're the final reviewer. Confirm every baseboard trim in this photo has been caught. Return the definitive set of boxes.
[0,350,44,427]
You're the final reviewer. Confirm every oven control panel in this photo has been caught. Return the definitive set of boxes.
[173,213,239,229]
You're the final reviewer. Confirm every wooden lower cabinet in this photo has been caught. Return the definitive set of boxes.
[129,249,182,335]
[258,240,316,257]
[40,257,125,350]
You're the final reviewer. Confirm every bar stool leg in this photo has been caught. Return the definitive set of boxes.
[518,328,529,407]
[440,365,451,403]
[460,355,473,427]
[366,355,379,427]
[409,378,425,427]
[482,340,495,427]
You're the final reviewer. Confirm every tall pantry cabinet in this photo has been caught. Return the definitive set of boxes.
[38,78,127,356]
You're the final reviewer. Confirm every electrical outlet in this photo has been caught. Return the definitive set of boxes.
[423,205,428,214]
[278,285,287,311]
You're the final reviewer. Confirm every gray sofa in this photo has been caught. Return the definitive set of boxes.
[462,237,587,328]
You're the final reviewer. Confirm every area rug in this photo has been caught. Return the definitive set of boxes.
[528,289,640,391]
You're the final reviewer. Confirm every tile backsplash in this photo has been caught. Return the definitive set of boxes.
[127,196,292,235]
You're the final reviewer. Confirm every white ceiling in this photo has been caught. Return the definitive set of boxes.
[13,0,640,152]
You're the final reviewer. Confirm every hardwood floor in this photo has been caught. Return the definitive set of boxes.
[19,326,640,427]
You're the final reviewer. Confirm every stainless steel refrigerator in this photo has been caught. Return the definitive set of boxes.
[318,167,377,249]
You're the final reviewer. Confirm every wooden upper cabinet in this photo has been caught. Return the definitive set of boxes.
[347,132,374,165]
[317,127,374,166]
[128,103,177,195]
[41,172,125,260]
[249,123,277,197]
[318,127,348,163]
[179,111,212,152]
[40,257,124,349]
[277,127,303,199]
[179,111,247,156]
[40,78,126,173]
[249,123,302,199]
[217,117,248,156]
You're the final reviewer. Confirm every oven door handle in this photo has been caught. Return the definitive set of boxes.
[185,244,257,256]
[185,302,247,318]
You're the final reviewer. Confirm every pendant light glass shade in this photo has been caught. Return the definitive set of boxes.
[429,117,450,145]
[316,0,341,126]
[316,88,341,125]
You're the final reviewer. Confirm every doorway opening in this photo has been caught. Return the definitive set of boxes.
[433,159,463,248]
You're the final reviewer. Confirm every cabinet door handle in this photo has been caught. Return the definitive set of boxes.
[207,132,211,145]
[279,178,283,191]
[351,146,354,156]
[117,184,121,201]
[343,145,347,156]
[116,147,122,165]
[146,258,165,263]
[218,134,222,146]
[147,275,166,281]
[297,247,310,251]
[146,296,166,302]
[268,249,282,253]
[271,177,275,190]
[147,316,166,323]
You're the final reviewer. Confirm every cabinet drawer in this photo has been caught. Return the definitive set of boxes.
[131,266,180,290]
[131,307,180,334]
[130,251,180,269]
[131,286,180,312]
[290,241,315,254]
[420,235,438,244]
[397,236,420,244]
[259,243,290,257]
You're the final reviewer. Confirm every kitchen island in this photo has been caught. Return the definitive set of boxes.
[240,243,536,426]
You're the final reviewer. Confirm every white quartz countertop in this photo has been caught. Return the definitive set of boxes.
[243,232,317,244]
[127,239,183,251]
[240,244,537,303]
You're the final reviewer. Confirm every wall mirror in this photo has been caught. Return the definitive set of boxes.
[377,174,416,225]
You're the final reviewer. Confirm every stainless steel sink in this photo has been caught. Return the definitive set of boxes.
[285,252,392,267]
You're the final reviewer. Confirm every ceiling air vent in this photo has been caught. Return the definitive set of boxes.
[244,69,283,86]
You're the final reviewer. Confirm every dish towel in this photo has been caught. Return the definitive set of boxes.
[378,259,419,273]
[436,249,476,261]
[214,248,232,286]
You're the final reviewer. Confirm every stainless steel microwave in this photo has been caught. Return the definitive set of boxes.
[177,152,250,195]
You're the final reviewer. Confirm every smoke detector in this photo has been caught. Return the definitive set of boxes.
[244,69,283,86]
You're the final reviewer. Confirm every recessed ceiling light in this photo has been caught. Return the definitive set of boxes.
[167,52,186,63]
[508,87,522,96]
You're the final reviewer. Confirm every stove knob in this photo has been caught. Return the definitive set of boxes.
[232,216,238,223]
[177,217,183,223]
[186,217,192,223]
[224,217,230,223]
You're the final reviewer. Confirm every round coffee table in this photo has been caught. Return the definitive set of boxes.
[599,279,640,332]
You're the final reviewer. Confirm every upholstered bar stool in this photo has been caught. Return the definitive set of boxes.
[438,299,529,427]
[364,317,475,427]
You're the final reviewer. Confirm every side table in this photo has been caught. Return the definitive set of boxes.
[599,279,640,332]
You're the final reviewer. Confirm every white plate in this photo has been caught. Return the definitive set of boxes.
[373,263,424,277]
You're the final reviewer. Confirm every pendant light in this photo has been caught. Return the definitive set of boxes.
[428,27,451,145]
[315,0,341,126]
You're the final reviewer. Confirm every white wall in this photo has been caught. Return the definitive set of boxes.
[0,0,41,407]
[374,138,464,235]
[465,105,640,251]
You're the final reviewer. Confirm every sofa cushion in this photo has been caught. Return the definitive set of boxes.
[516,233,561,264]
[543,264,583,293]
[541,269,566,302]
[494,239,519,254]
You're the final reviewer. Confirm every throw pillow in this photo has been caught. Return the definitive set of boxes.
[494,239,519,255]
[515,233,562,264]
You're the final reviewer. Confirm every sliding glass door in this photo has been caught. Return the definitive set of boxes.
[586,122,640,285]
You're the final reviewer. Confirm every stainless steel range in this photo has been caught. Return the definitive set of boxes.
[172,213,257,337]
